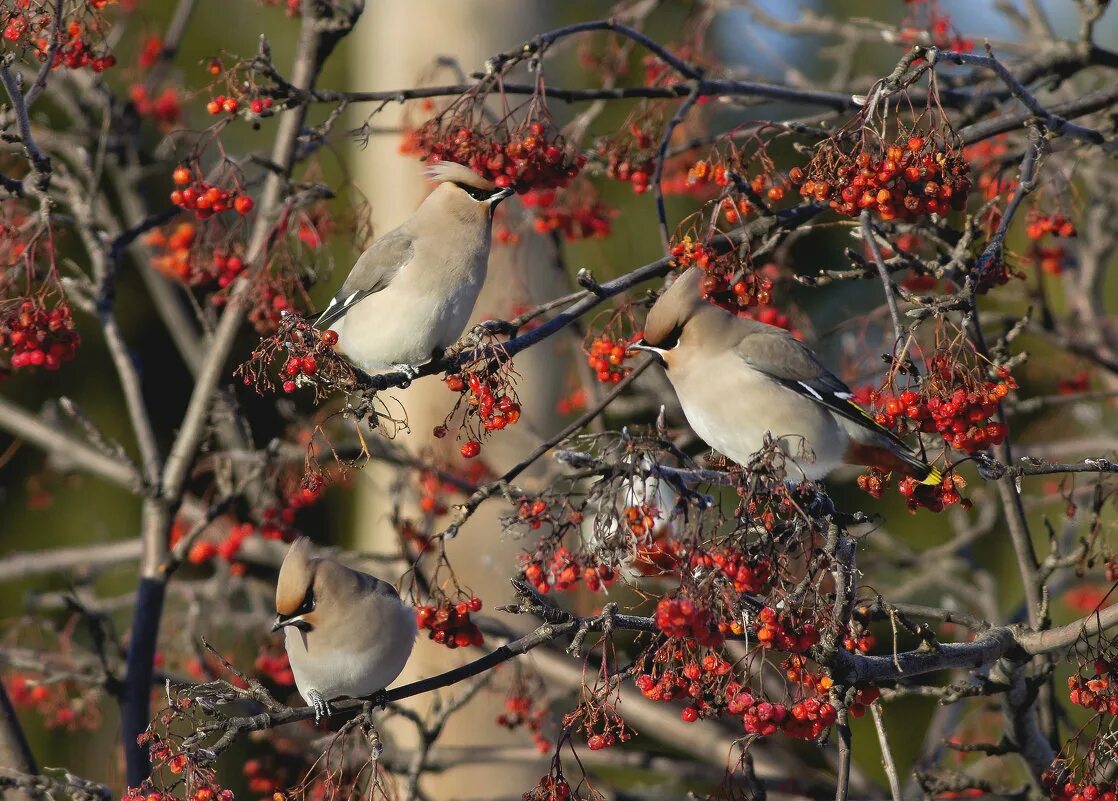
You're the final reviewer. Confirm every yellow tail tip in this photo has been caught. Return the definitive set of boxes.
[920,467,943,486]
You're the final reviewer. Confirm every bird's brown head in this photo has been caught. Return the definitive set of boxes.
[424,161,514,224]
[635,268,710,367]
[274,537,319,633]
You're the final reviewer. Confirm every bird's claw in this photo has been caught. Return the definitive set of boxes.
[308,689,332,724]
[391,363,420,386]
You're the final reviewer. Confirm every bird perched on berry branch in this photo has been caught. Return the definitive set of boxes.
[314,162,514,378]
[634,268,941,484]
[272,537,417,723]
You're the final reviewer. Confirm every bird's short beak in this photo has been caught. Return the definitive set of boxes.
[488,187,515,206]
[272,613,310,633]
[630,340,668,367]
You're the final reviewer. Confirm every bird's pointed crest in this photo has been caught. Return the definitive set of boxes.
[276,536,315,616]
[423,161,497,192]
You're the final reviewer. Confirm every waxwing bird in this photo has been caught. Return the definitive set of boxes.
[273,537,417,722]
[634,268,941,484]
[314,162,514,378]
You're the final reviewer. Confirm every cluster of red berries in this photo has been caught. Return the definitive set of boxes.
[129,85,183,129]
[170,166,254,219]
[1068,659,1118,715]
[1027,213,1077,240]
[205,93,274,116]
[669,236,714,270]
[856,468,892,499]
[898,473,969,513]
[444,372,523,433]
[601,123,655,193]
[146,226,248,291]
[126,787,234,801]
[496,690,551,753]
[2,12,117,73]
[585,333,638,383]
[1,298,80,371]
[521,547,617,595]
[1042,763,1118,801]
[246,278,296,334]
[655,596,724,649]
[585,722,631,751]
[899,0,975,52]
[703,549,772,594]
[524,774,573,801]
[699,264,778,313]
[243,759,282,797]
[621,503,659,538]
[416,597,484,649]
[794,135,971,221]
[6,672,98,731]
[872,369,1014,453]
[750,693,838,740]
[516,497,552,530]
[406,120,584,193]
[964,135,1013,204]
[280,331,337,393]
[520,188,614,241]
[843,628,876,654]
[635,648,733,714]
[755,607,819,653]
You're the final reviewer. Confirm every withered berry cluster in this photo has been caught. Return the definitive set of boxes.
[1,298,80,371]
[794,133,971,221]
[416,597,484,649]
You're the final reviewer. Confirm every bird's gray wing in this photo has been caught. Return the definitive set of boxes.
[733,328,912,451]
[314,231,415,329]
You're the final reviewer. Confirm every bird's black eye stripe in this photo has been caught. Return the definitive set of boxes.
[453,181,494,201]
[296,587,316,615]
[658,324,684,350]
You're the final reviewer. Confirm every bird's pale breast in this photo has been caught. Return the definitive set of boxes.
[669,349,848,480]
[286,593,418,702]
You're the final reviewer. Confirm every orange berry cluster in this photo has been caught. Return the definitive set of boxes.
[3,12,117,72]
[7,672,98,731]
[416,597,484,649]
[669,235,714,269]
[129,85,183,129]
[898,474,969,513]
[520,188,613,240]
[243,759,282,797]
[409,120,584,193]
[1068,659,1118,715]
[794,135,971,221]
[872,367,1014,454]
[856,468,892,499]
[586,333,638,383]
[170,167,254,219]
[601,123,655,193]
[755,607,819,653]
[1027,213,1077,240]
[1,298,80,371]
[700,549,772,594]
[655,596,724,649]
[496,690,551,753]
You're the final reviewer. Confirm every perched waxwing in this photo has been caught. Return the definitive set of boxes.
[273,537,417,722]
[634,268,942,484]
[314,162,514,377]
